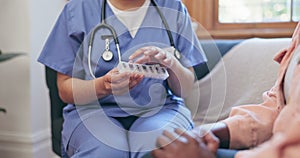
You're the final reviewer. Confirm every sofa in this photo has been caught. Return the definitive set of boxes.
[45,37,291,156]
[186,38,291,126]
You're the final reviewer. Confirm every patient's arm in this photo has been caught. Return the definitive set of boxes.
[193,122,230,149]
[221,25,300,149]
[211,122,230,148]
[232,46,300,158]
[195,83,280,150]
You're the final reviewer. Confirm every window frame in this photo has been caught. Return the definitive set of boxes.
[182,0,298,39]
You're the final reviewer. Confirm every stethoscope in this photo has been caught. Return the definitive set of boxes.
[88,0,181,79]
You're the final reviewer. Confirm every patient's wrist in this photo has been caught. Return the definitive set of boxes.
[194,122,230,149]
[211,122,230,149]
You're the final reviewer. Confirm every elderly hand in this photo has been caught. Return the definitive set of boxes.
[151,128,217,158]
[101,68,144,96]
[129,46,177,68]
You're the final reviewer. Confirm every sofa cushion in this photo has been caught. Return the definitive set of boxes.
[194,40,242,80]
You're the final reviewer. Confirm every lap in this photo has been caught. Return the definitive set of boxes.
[128,106,193,157]
[67,124,129,158]
[130,106,193,132]
[62,105,193,157]
[63,109,129,157]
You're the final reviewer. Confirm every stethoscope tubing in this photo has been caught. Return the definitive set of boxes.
[88,22,121,79]
[88,0,175,79]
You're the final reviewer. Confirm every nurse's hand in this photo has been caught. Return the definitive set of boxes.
[129,46,194,98]
[100,68,144,96]
[129,46,178,68]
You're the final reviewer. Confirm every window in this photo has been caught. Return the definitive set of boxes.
[219,0,300,23]
[182,0,298,39]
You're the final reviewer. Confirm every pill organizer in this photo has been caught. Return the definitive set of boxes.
[117,61,169,80]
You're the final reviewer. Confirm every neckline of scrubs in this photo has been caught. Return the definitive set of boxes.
[104,1,160,41]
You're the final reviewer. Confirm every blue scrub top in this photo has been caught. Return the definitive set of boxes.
[38,0,207,117]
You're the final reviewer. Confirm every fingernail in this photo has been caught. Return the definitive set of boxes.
[144,50,150,55]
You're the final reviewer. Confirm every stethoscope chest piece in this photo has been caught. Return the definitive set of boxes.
[102,38,114,62]
[102,50,113,61]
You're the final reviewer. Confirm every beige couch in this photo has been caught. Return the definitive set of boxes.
[186,38,291,126]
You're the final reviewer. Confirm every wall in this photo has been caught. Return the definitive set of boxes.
[0,0,30,52]
[29,0,66,157]
[0,0,65,157]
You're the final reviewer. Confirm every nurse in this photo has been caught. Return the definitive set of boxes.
[38,0,206,157]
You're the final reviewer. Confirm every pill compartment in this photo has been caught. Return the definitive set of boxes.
[117,61,169,80]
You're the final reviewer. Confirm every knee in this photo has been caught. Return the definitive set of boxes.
[67,140,129,157]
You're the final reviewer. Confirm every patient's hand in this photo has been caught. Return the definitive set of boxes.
[152,128,218,158]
